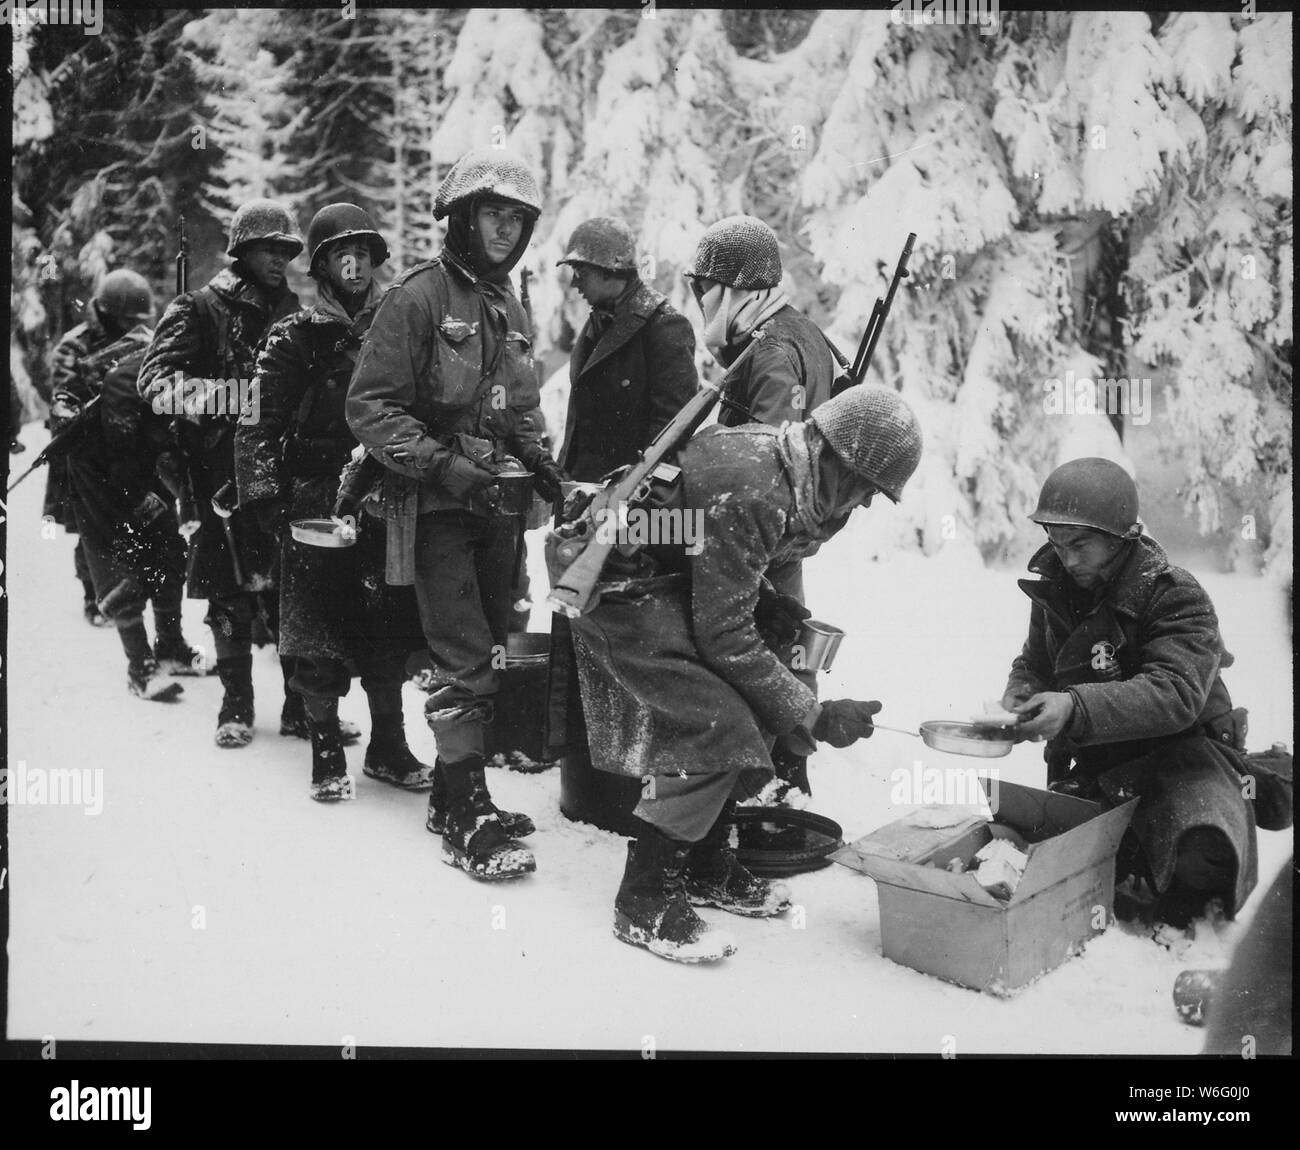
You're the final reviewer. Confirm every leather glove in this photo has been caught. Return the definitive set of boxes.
[754,582,812,646]
[812,699,883,747]
[438,453,501,507]
[385,437,440,476]
[251,498,289,536]
[531,456,567,503]
[49,395,81,433]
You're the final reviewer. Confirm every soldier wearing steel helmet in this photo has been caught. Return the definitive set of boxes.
[546,215,699,777]
[138,198,309,749]
[236,203,429,803]
[556,216,698,482]
[1002,457,1258,930]
[685,213,840,801]
[50,268,211,701]
[47,269,157,628]
[347,147,564,882]
[568,384,923,963]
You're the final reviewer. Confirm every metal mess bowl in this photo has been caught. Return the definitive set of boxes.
[290,518,357,549]
[918,720,1017,758]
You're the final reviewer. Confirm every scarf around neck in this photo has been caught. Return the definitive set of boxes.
[700,282,791,362]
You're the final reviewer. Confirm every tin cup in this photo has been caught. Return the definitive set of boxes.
[794,619,845,672]
[493,466,535,516]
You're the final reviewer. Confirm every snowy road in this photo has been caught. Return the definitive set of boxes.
[3,426,1292,1054]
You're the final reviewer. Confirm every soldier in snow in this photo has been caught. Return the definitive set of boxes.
[137,200,325,749]
[347,148,566,881]
[1002,458,1259,931]
[51,270,210,700]
[546,215,699,777]
[237,204,430,802]
[569,386,923,963]
[684,213,839,800]
[47,271,157,627]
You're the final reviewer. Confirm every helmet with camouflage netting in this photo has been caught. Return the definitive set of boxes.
[227,199,304,259]
[434,147,543,221]
[687,215,782,290]
[808,385,923,503]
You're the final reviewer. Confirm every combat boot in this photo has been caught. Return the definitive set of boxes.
[363,712,435,791]
[118,618,183,702]
[614,830,738,963]
[439,757,535,881]
[215,655,255,747]
[425,758,535,838]
[308,700,354,802]
[153,610,216,676]
[685,801,792,918]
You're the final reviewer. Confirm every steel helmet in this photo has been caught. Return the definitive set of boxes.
[557,217,638,272]
[306,203,389,272]
[434,147,543,221]
[227,199,304,259]
[808,385,923,503]
[1030,457,1141,538]
[687,214,782,290]
[93,269,154,324]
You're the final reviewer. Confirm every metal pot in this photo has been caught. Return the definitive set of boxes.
[493,466,535,516]
[290,517,357,549]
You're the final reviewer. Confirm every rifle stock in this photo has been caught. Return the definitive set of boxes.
[545,330,766,618]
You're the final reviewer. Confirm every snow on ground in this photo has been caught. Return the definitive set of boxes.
[3,427,1292,1054]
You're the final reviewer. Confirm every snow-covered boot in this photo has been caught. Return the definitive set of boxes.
[771,743,811,798]
[119,617,184,702]
[439,757,535,881]
[685,803,792,918]
[363,711,435,790]
[426,758,535,838]
[614,831,738,963]
[153,610,216,676]
[308,700,354,803]
[215,655,255,747]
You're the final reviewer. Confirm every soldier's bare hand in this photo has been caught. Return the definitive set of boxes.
[1012,692,1074,740]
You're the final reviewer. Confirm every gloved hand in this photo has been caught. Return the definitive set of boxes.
[438,453,501,507]
[49,395,81,433]
[812,699,883,747]
[385,437,440,476]
[531,456,567,503]
[754,582,812,646]
[251,498,289,536]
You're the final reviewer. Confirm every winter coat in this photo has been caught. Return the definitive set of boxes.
[137,267,300,598]
[717,304,835,429]
[236,296,424,664]
[1004,537,1258,914]
[569,424,824,779]
[346,254,548,584]
[55,330,186,598]
[558,281,698,483]
[43,309,120,527]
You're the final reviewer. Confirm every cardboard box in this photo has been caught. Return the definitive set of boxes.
[832,781,1138,995]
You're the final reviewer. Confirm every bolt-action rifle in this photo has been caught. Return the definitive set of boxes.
[829,231,916,397]
[157,214,201,536]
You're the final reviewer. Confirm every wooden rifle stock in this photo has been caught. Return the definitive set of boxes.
[546,333,765,618]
